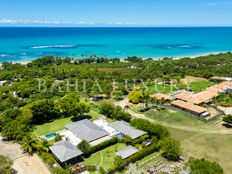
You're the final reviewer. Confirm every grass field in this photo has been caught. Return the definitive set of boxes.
[145,109,205,127]
[166,127,232,174]
[33,110,101,136]
[84,143,126,171]
[188,81,215,92]
[179,76,215,92]
[182,133,232,174]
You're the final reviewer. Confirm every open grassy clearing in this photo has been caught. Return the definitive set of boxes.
[33,110,101,136]
[189,81,215,92]
[181,133,232,174]
[84,143,126,171]
[145,109,205,127]
[138,127,232,174]
[167,127,197,142]
[166,126,232,174]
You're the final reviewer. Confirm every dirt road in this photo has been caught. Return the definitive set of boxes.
[0,139,50,174]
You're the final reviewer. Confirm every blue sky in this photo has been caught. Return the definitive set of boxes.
[0,0,232,26]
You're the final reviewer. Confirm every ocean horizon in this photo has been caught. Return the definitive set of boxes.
[1,27,232,63]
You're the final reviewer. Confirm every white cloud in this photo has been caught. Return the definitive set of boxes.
[0,19,137,26]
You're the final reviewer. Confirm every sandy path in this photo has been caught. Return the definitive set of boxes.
[13,154,51,174]
[0,138,50,174]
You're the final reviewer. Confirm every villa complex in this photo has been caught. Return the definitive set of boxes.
[153,81,232,121]
[49,118,147,166]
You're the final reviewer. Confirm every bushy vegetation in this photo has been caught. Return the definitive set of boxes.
[0,93,90,142]
[188,158,224,174]
[0,155,14,174]
[128,89,143,104]
[78,140,91,154]
[100,102,132,122]
[216,91,232,107]
[161,137,181,161]
[130,118,170,139]
[223,115,232,126]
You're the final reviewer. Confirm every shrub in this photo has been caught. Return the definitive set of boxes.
[223,115,232,125]
[40,152,56,167]
[100,102,131,122]
[0,155,13,174]
[161,137,181,161]
[130,118,170,139]
[188,158,223,174]
[55,134,62,142]
[128,90,142,104]
[78,140,91,154]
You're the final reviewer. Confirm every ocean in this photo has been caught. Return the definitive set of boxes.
[0,27,232,62]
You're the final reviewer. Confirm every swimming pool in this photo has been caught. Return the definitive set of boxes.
[45,133,57,139]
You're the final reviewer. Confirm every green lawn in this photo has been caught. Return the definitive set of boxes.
[167,127,197,142]
[189,81,215,92]
[84,143,126,171]
[33,110,102,136]
[145,109,205,127]
[181,132,232,174]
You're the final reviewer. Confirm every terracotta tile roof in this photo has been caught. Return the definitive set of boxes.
[175,82,232,104]
[171,100,207,114]
[152,93,172,100]
[205,82,232,93]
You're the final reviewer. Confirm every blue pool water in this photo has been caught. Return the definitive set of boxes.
[45,133,57,139]
[1,27,232,62]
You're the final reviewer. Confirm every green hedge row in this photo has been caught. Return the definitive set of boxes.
[90,137,118,154]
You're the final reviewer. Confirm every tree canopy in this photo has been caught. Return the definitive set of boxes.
[161,137,181,161]
[188,158,224,174]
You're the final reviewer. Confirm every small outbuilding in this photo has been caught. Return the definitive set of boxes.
[115,146,138,159]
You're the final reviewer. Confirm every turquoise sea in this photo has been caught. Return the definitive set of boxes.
[0,27,232,62]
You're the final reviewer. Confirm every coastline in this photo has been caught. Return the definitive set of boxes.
[0,51,230,65]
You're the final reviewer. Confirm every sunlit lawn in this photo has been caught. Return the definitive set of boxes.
[145,109,205,127]
[33,110,102,136]
[188,81,215,92]
[84,143,126,171]
[181,133,232,174]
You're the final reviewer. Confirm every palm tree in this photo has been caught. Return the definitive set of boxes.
[41,140,51,152]
[21,135,46,155]
[141,88,150,110]
[21,136,38,155]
